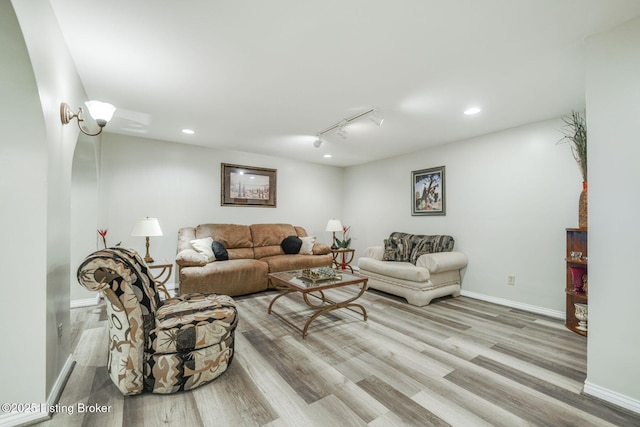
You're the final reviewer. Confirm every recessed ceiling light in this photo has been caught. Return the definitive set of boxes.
[182,128,195,134]
[464,107,481,115]
[324,154,332,158]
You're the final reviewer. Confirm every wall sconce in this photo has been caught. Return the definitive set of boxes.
[60,100,116,136]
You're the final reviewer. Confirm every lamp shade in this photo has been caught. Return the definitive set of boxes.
[131,217,163,237]
[326,218,343,232]
[85,100,116,123]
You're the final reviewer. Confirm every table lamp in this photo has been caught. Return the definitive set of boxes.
[325,218,343,250]
[131,217,163,263]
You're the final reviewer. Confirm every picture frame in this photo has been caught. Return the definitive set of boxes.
[412,166,445,216]
[221,163,277,207]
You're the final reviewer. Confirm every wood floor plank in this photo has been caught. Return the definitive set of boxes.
[357,375,450,426]
[471,355,640,426]
[37,291,640,427]
[490,342,586,382]
[123,388,202,427]
[192,359,279,426]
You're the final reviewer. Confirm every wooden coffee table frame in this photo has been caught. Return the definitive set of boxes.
[267,270,368,338]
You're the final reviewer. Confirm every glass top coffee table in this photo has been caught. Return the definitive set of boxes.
[267,269,368,338]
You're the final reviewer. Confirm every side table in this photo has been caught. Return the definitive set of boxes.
[148,262,173,299]
[331,248,355,273]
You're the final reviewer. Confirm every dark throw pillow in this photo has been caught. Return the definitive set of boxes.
[211,240,229,261]
[281,236,302,254]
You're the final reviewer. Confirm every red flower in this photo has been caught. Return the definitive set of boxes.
[98,229,108,249]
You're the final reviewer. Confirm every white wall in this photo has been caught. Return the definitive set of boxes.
[12,0,87,403]
[585,17,640,407]
[0,2,49,407]
[96,133,344,273]
[70,136,100,304]
[345,118,581,312]
[1,2,90,422]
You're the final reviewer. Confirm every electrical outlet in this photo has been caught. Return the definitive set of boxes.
[58,323,63,339]
[507,276,516,286]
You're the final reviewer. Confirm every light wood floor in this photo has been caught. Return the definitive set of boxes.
[33,288,640,427]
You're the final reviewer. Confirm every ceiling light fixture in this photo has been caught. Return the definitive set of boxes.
[60,101,116,136]
[464,107,481,115]
[336,120,348,139]
[182,128,195,134]
[315,107,383,145]
[369,109,384,126]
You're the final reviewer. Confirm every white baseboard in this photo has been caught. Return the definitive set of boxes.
[461,290,564,319]
[0,355,75,427]
[584,380,640,414]
[462,291,640,415]
[70,293,102,308]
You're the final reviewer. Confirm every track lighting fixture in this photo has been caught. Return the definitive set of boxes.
[336,120,348,139]
[60,100,116,136]
[369,109,384,127]
[314,108,382,146]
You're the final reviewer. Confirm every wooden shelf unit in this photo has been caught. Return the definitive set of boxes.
[565,228,587,336]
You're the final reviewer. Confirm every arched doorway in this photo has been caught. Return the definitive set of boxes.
[69,135,100,306]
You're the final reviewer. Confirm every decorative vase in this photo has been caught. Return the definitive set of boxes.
[579,181,588,228]
[574,303,588,332]
[569,265,587,292]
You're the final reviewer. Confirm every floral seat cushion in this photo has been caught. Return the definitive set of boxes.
[149,293,238,354]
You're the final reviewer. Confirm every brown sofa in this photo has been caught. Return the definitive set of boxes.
[176,223,332,296]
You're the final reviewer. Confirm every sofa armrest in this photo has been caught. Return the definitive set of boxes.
[363,246,384,261]
[312,243,331,255]
[417,252,468,273]
[175,249,208,267]
[177,227,197,252]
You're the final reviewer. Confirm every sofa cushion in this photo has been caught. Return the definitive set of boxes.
[299,236,316,254]
[262,253,332,275]
[196,224,254,251]
[252,223,299,258]
[281,235,302,254]
[150,293,237,354]
[382,236,411,261]
[179,259,269,296]
[358,257,430,282]
[212,241,229,261]
[409,239,432,264]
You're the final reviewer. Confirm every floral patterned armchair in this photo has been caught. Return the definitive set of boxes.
[77,247,238,395]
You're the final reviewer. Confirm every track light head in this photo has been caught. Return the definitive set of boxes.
[313,138,323,148]
[336,120,348,139]
[370,109,384,127]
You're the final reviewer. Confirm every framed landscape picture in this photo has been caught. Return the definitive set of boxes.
[412,166,445,216]
[221,163,277,207]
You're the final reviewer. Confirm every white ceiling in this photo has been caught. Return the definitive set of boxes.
[50,0,640,167]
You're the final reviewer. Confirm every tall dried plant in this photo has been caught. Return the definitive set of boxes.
[559,111,588,182]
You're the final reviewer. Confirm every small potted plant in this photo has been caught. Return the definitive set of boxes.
[335,225,351,249]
